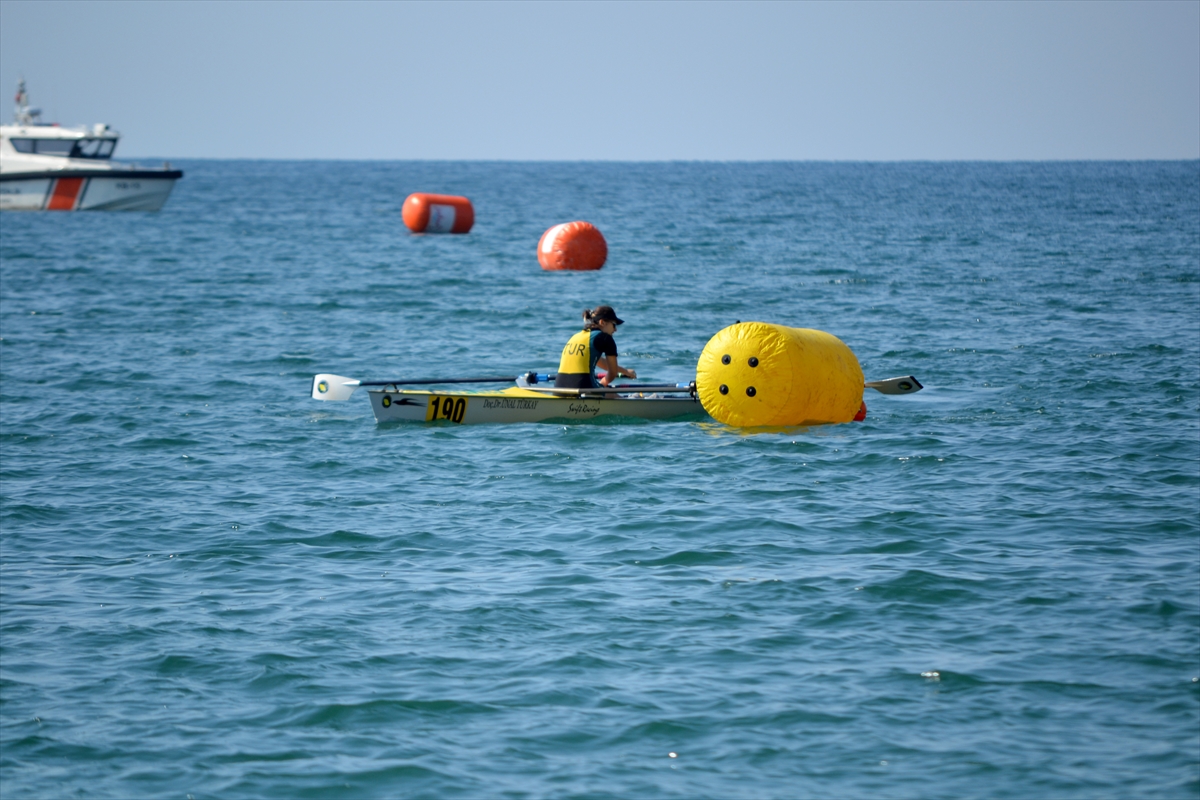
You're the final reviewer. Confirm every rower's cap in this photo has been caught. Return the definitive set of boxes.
[592,305,624,325]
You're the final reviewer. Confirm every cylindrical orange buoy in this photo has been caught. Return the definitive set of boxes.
[696,322,865,428]
[538,221,607,271]
[402,193,474,234]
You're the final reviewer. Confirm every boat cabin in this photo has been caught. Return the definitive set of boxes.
[5,131,118,159]
[1,79,120,162]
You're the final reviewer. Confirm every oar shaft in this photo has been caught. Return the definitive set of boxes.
[610,383,695,391]
[313,372,555,401]
[357,372,554,387]
[359,376,521,387]
[524,383,695,395]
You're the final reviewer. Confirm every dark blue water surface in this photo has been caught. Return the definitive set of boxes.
[2,161,1198,799]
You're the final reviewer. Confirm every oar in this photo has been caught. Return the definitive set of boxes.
[536,378,921,397]
[313,371,922,402]
[865,376,923,395]
[311,372,553,402]
[523,383,696,396]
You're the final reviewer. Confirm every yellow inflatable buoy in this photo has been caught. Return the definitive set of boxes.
[696,323,865,427]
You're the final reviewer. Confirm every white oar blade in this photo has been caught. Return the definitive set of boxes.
[865,376,924,395]
[312,374,360,401]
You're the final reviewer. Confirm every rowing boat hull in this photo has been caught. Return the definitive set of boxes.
[367,387,706,424]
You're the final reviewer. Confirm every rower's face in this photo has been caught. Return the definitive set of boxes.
[600,320,617,334]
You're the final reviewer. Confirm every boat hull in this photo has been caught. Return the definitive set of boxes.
[368,387,707,425]
[0,169,182,211]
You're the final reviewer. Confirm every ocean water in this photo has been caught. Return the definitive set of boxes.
[1,161,1197,799]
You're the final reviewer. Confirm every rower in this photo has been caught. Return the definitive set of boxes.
[554,305,638,389]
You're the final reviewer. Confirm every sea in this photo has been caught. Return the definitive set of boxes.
[1,161,1197,799]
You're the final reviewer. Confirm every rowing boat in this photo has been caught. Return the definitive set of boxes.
[311,373,707,425]
[310,371,921,427]
[369,386,706,424]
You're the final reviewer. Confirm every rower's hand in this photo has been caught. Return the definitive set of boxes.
[598,373,610,386]
[624,368,637,379]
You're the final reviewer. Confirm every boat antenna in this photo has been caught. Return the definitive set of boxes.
[13,79,42,125]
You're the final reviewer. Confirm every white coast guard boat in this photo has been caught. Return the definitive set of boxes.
[312,372,707,425]
[0,80,182,211]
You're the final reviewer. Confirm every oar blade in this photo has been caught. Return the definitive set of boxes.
[865,376,924,395]
[312,374,360,401]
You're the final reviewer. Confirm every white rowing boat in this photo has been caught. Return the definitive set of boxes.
[369,386,705,424]
[310,371,921,427]
[312,373,707,425]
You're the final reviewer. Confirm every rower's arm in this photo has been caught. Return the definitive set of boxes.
[598,354,636,385]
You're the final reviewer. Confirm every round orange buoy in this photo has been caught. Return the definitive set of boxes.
[402,193,474,234]
[538,221,607,271]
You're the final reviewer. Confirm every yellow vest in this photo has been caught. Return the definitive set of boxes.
[556,329,601,388]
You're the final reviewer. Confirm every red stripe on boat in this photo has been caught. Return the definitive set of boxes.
[47,177,85,210]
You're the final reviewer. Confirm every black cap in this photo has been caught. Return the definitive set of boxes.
[591,305,624,325]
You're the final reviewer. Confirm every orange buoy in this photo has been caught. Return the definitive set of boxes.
[538,221,607,271]
[402,193,474,234]
[854,400,867,422]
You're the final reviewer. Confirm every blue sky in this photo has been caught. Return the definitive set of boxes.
[1,0,1196,160]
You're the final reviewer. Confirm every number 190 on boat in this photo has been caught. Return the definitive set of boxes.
[426,396,468,423]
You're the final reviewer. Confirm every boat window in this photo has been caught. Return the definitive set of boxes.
[72,138,115,159]
[5,138,115,158]
[34,139,76,156]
